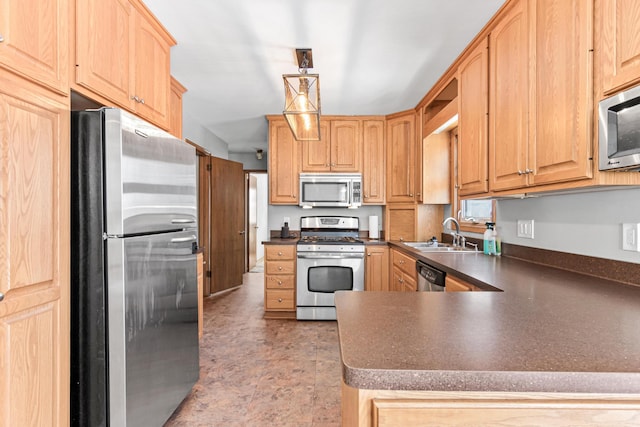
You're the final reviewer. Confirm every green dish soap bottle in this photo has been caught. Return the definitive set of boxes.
[483,222,496,255]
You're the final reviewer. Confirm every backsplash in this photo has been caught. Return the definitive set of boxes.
[268,205,384,231]
[497,187,640,264]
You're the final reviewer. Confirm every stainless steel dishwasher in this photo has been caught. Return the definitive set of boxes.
[416,260,446,291]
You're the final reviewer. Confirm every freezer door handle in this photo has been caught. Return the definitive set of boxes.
[170,235,197,243]
[171,218,196,224]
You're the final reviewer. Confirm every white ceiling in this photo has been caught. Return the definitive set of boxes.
[144,0,505,153]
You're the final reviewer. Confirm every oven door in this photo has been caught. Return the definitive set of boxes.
[296,252,365,319]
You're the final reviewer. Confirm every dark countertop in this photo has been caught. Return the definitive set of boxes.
[262,237,299,245]
[336,243,640,394]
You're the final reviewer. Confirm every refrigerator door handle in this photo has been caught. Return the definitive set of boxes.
[170,235,197,243]
[171,218,196,224]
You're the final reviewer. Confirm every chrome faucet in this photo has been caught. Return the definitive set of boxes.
[442,217,464,247]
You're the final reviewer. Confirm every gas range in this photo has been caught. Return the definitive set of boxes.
[297,216,364,253]
[298,236,363,244]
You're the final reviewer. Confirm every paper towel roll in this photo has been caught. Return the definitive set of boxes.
[368,216,379,239]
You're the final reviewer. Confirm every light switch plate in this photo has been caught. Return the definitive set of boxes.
[622,223,640,252]
[517,219,534,239]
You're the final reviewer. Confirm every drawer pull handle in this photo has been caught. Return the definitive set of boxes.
[278,251,283,256]
[278,280,282,285]
[278,298,283,303]
[278,266,283,271]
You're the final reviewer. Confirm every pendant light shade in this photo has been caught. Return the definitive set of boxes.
[283,49,321,141]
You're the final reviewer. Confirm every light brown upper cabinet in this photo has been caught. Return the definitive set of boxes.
[457,38,489,196]
[75,0,175,130]
[386,111,417,203]
[362,120,386,204]
[489,0,530,191]
[268,118,300,204]
[0,0,69,95]
[169,76,187,139]
[528,0,592,186]
[301,119,361,172]
[600,0,640,95]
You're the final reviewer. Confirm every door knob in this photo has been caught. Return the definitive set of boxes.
[239,230,246,235]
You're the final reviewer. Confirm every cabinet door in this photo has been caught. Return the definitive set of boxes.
[385,204,416,242]
[402,273,417,292]
[489,0,530,191]
[365,246,390,291]
[445,275,474,292]
[601,0,640,95]
[0,75,69,427]
[391,265,404,292]
[0,0,68,94]
[76,0,135,109]
[458,38,489,196]
[529,0,592,185]
[133,12,172,129]
[422,133,451,203]
[269,120,299,204]
[301,122,331,171]
[169,76,187,139]
[330,119,362,172]
[386,113,416,202]
[362,120,386,204]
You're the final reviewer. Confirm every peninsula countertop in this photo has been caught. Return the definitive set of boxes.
[335,249,640,394]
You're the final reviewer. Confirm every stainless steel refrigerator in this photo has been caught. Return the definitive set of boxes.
[70,108,199,426]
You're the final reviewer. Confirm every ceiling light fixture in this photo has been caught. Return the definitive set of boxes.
[256,149,264,160]
[283,48,321,141]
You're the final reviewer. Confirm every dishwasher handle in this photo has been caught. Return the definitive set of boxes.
[416,261,446,287]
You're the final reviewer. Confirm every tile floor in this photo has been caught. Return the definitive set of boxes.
[164,272,342,427]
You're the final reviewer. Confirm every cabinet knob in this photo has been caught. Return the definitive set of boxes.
[0,292,4,301]
[0,34,4,43]
[278,266,283,271]
[367,253,371,256]
[364,194,369,198]
[278,298,283,303]
[525,168,533,174]
[139,98,145,105]
[331,163,336,166]
[399,278,404,283]
[278,251,283,256]
[399,260,405,264]
[409,193,414,197]
[277,280,283,285]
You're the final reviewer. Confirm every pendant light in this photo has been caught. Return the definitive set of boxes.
[283,48,321,141]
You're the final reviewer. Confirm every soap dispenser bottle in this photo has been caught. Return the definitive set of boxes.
[483,222,496,255]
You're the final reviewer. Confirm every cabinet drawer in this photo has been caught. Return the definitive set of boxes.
[265,275,295,290]
[265,289,295,310]
[265,245,296,261]
[266,261,295,275]
[392,250,416,277]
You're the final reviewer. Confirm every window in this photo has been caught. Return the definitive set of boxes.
[461,199,493,224]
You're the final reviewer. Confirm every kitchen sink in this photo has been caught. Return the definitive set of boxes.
[403,242,478,253]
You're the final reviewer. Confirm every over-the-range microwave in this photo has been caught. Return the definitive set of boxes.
[599,83,640,171]
[299,173,362,208]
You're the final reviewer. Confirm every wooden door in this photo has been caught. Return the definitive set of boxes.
[600,0,640,95]
[133,11,172,129]
[384,204,416,242]
[0,0,68,94]
[330,119,361,172]
[248,174,258,271]
[529,0,592,185]
[489,0,530,191]
[386,113,416,203]
[198,154,212,295]
[301,122,331,171]
[269,119,299,204]
[458,38,489,196]
[211,157,245,293]
[365,246,389,291]
[362,120,386,204]
[75,0,135,109]
[0,73,69,427]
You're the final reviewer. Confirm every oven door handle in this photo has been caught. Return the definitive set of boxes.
[297,253,365,259]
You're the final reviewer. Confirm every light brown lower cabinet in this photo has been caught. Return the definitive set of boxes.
[365,246,390,291]
[264,244,296,318]
[445,274,477,292]
[390,249,417,292]
[343,382,640,427]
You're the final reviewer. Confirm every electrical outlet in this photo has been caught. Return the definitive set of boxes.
[622,223,640,252]
[283,217,290,226]
[517,219,535,239]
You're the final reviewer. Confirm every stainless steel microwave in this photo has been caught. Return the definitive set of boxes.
[599,84,640,171]
[299,173,362,208]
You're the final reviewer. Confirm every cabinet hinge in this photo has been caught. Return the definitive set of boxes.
[206,164,212,171]
[206,270,212,278]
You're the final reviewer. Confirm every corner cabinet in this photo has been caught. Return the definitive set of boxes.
[365,246,389,291]
[264,244,296,319]
[386,112,417,203]
[74,0,175,130]
[600,0,640,95]
[457,38,489,196]
[0,72,70,427]
[362,120,386,204]
[268,118,300,204]
[0,0,69,95]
